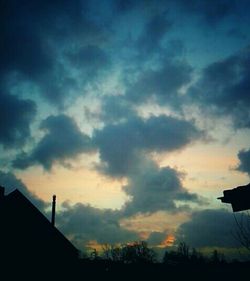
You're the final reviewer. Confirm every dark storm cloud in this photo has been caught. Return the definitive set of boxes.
[236,149,250,176]
[0,92,36,148]
[176,209,242,248]
[67,45,109,70]
[65,44,110,90]
[2,0,248,108]
[0,0,110,105]
[175,0,237,24]
[94,112,204,215]
[115,0,239,25]
[137,11,172,55]
[57,202,138,247]
[0,170,47,210]
[94,115,203,177]
[189,46,250,128]
[122,159,202,215]
[0,0,53,79]
[13,115,94,170]
[126,59,192,106]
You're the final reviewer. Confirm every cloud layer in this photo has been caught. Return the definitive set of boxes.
[57,202,138,247]
[13,115,94,170]
[94,115,203,177]
[0,92,36,148]
[176,209,242,248]
[236,148,250,175]
[189,47,250,128]
[123,159,202,215]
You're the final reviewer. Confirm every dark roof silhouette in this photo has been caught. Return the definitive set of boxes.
[218,183,250,212]
[0,186,79,269]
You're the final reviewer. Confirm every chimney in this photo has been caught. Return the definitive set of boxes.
[51,195,56,226]
[0,186,5,200]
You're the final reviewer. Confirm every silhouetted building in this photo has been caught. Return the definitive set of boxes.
[0,186,79,270]
[218,183,250,212]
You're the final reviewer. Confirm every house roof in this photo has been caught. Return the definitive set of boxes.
[0,188,79,262]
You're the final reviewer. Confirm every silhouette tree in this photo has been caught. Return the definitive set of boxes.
[90,248,101,261]
[102,244,112,260]
[163,242,206,265]
[177,242,190,260]
[163,242,189,265]
[102,244,123,262]
[190,247,205,264]
[120,241,156,264]
[210,249,226,264]
[163,250,182,265]
[102,241,157,264]
[233,212,250,253]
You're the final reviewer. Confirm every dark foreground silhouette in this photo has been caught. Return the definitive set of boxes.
[0,186,79,279]
[1,186,249,280]
[3,256,249,281]
[218,183,250,212]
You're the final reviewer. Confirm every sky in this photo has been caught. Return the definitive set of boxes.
[1,0,250,258]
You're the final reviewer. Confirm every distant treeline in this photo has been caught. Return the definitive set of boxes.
[83,241,227,265]
[2,241,249,281]
[74,241,249,281]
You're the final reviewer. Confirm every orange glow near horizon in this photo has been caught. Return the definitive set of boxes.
[160,234,175,248]
[85,240,104,253]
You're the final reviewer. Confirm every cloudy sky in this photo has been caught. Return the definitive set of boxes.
[1,0,250,257]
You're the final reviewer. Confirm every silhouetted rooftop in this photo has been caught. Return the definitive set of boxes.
[0,187,79,270]
[218,183,250,212]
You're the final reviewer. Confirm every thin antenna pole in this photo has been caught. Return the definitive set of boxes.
[51,195,56,226]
